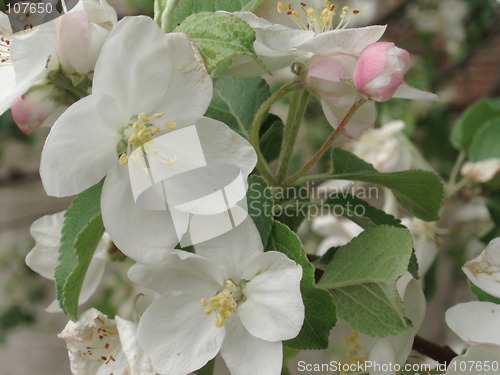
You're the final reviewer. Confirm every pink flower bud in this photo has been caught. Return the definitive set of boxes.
[354,42,411,102]
[11,86,61,134]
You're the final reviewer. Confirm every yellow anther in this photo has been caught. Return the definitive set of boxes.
[215,317,225,327]
[323,0,329,7]
[138,113,149,122]
[201,298,208,306]
[152,112,165,119]
[291,10,300,19]
[165,120,177,130]
[132,122,142,130]
[277,1,286,12]
[118,154,128,165]
[225,280,234,288]
[128,134,138,145]
[150,127,160,135]
[306,7,315,17]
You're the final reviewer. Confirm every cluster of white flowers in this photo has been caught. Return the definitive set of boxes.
[2,0,460,374]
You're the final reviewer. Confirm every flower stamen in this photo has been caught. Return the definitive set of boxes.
[0,36,11,65]
[201,280,244,328]
[276,1,359,34]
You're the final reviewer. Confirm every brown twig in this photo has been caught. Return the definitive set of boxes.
[412,335,458,366]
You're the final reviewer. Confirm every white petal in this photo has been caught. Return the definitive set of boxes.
[138,293,224,375]
[101,165,178,263]
[445,302,500,346]
[368,340,396,375]
[195,117,257,179]
[296,25,387,55]
[445,344,500,375]
[195,218,263,281]
[25,211,66,279]
[78,246,107,304]
[93,17,211,119]
[238,251,304,341]
[128,250,223,295]
[461,159,500,183]
[392,83,439,101]
[221,315,282,375]
[115,316,155,375]
[40,94,124,197]
[463,238,500,299]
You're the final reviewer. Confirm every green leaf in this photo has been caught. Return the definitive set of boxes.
[247,175,274,246]
[260,114,284,162]
[469,117,500,162]
[173,0,265,25]
[175,12,262,75]
[329,148,444,221]
[55,181,105,321]
[205,76,271,138]
[451,98,500,150]
[468,281,500,304]
[267,221,336,349]
[318,225,413,337]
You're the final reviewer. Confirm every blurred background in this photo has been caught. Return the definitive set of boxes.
[0,0,499,373]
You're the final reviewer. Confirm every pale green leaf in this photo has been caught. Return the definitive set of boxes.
[173,0,265,25]
[329,148,444,221]
[318,225,413,337]
[175,12,262,75]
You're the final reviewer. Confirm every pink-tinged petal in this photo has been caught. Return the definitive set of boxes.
[445,302,500,346]
[221,315,282,375]
[138,293,225,375]
[93,17,211,119]
[354,42,410,102]
[128,250,223,295]
[101,165,178,263]
[308,54,357,82]
[40,94,124,197]
[296,25,387,54]
[57,9,91,75]
[195,218,263,281]
[392,83,439,101]
[11,85,62,134]
[238,251,304,342]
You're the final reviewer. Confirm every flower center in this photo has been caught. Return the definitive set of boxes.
[201,280,246,328]
[116,112,178,167]
[277,1,359,34]
[0,36,11,66]
[339,330,369,374]
[82,319,121,366]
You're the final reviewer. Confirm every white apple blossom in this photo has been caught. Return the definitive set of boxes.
[445,301,500,374]
[311,214,362,255]
[25,211,108,313]
[40,16,257,262]
[128,219,304,375]
[349,120,413,173]
[0,0,117,132]
[58,308,154,375]
[462,238,500,299]
[230,2,386,77]
[461,159,500,183]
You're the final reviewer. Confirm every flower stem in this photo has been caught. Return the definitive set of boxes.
[250,82,300,185]
[283,98,366,186]
[276,89,310,183]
